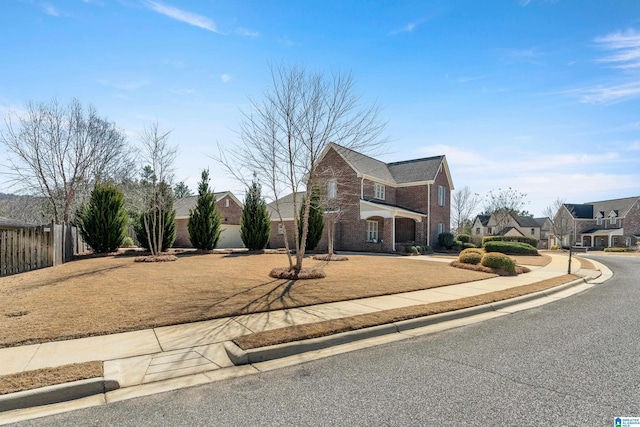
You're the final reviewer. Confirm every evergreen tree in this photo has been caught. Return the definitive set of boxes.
[298,187,324,251]
[134,182,176,252]
[78,183,128,253]
[188,169,221,250]
[240,180,270,250]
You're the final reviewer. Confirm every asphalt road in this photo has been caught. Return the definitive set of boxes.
[14,255,640,426]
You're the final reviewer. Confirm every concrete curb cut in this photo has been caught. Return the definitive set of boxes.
[225,274,601,366]
[0,378,119,412]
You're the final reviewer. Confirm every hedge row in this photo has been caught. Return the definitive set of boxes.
[483,241,538,255]
[480,252,516,272]
[482,235,538,248]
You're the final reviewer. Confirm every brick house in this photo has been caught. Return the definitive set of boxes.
[173,191,244,249]
[553,196,640,248]
[267,143,453,252]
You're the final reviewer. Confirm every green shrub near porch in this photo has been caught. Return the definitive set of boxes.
[482,235,538,248]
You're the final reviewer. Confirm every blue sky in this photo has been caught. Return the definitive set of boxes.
[2,0,640,216]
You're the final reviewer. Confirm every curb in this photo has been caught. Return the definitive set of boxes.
[0,378,119,413]
[225,274,599,366]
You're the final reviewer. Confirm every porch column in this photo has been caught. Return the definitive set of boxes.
[392,214,396,251]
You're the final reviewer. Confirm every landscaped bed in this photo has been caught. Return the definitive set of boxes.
[0,253,498,348]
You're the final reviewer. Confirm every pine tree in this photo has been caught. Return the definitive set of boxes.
[240,180,270,250]
[188,169,221,250]
[299,187,324,251]
[78,183,128,253]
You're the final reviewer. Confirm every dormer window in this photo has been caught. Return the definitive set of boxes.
[374,183,385,200]
[596,212,603,226]
[609,211,617,225]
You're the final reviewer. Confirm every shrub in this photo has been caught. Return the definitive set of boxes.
[438,232,456,249]
[481,252,516,273]
[550,244,561,250]
[188,169,222,251]
[482,235,538,248]
[604,247,631,252]
[240,180,270,250]
[77,184,128,253]
[121,236,135,247]
[456,234,472,244]
[459,248,483,265]
[298,187,324,251]
[134,185,176,253]
[462,242,477,249]
[483,241,538,255]
[401,244,430,255]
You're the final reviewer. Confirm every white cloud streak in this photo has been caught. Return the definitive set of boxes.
[595,29,640,69]
[221,74,231,83]
[143,1,220,33]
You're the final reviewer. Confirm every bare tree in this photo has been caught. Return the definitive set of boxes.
[138,122,177,256]
[483,187,528,234]
[221,65,386,277]
[452,186,481,235]
[543,198,574,247]
[0,98,130,223]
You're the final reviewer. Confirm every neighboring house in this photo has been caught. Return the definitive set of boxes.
[553,196,640,248]
[471,211,542,246]
[535,217,553,249]
[173,192,244,249]
[267,143,453,252]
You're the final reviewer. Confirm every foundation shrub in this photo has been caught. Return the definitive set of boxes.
[482,235,538,248]
[483,241,538,255]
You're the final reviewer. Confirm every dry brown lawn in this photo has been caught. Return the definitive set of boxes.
[234,274,581,349]
[0,253,496,348]
[0,361,103,395]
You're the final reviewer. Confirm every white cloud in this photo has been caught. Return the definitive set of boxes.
[142,1,220,33]
[221,74,232,83]
[595,29,640,69]
[571,81,640,105]
[41,3,60,16]
[236,27,259,37]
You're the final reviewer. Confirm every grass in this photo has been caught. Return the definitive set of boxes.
[0,362,103,395]
[233,274,581,350]
[0,253,497,348]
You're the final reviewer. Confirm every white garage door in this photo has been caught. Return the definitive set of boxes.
[218,225,244,249]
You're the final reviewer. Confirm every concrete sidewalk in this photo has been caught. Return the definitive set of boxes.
[0,252,611,421]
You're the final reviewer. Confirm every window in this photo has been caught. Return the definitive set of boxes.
[366,220,379,242]
[327,180,337,199]
[374,183,385,200]
[476,227,480,235]
[531,228,535,235]
[596,217,602,226]
[437,223,445,234]
[277,223,284,235]
[609,213,617,225]
[437,185,447,206]
[225,199,230,207]
[488,227,493,234]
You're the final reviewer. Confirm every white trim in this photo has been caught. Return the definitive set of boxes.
[359,200,423,221]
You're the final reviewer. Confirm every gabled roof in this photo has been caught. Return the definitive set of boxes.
[474,214,490,226]
[498,226,524,236]
[266,192,305,220]
[174,191,242,218]
[565,196,640,219]
[327,143,452,188]
[514,215,540,228]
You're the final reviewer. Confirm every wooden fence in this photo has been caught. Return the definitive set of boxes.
[0,223,88,276]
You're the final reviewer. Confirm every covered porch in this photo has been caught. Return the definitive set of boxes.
[360,200,425,252]
[579,228,624,248]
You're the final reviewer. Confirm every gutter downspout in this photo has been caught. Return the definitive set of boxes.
[392,210,396,251]
[360,177,364,199]
[427,184,431,247]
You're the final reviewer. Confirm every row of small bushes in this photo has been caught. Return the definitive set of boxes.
[458,248,515,273]
[439,232,478,250]
[401,244,431,255]
[603,247,633,252]
[482,235,538,248]
[483,240,538,255]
